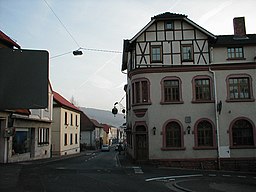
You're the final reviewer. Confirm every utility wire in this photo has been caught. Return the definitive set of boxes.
[80,47,122,53]
[43,0,80,48]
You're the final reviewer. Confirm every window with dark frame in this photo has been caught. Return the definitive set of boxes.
[70,133,73,145]
[64,133,68,146]
[195,79,211,101]
[232,119,254,146]
[165,122,181,148]
[163,79,180,102]
[75,133,78,144]
[227,47,244,59]
[228,77,250,100]
[165,20,174,30]
[181,45,193,61]
[151,46,162,62]
[70,113,73,126]
[197,121,214,147]
[64,112,68,125]
[132,79,150,105]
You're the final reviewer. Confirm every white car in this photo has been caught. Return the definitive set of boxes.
[101,144,110,152]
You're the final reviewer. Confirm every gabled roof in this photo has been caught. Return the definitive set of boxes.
[129,12,216,43]
[53,91,80,112]
[0,30,20,49]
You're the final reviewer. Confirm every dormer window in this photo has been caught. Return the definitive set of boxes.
[227,47,244,59]
[165,21,174,30]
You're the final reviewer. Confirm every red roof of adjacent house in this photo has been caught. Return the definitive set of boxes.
[102,124,111,134]
[0,30,20,49]
[53,91,80,112]
[91,119,104,128]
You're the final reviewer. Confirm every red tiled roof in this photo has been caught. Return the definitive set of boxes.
[0,30,20,49]
[53,91,80,112]
[14,109,30,115]
[102,124,110,133]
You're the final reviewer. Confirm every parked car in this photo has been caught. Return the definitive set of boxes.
[101,144,110,152]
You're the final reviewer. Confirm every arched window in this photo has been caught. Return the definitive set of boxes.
[194,119,216,149]
[197,120,213,146]
[165,121,181,148]
[232,119,254,146]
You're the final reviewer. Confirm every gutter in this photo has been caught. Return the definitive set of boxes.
[209,68,221,170]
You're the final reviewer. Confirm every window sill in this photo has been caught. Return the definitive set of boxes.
[38,143,49,146]
[226,98,255,102]
[132,102,152,107]
[192,100,214,104]
[161,147,186,151]
[230,146,256,149]
[226,58,246,61]
[193,146,217,150]
[160,101,184,105]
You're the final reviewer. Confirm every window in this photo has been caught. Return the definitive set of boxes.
[38,128,49,145]
[70,134,73,145]
[151,46,162,62]
[181,45,193,61]
[227,47,243,59]
[70,113,73,126]
[197,121,214,147]
[75,134,78,144]
[64,133,68,146]
[12,128,31,155]
[165,122,181,148]
[132,79,150,105]
[195,79,211,101]
[161,77,181,103]
[231,119,254,147]
[75,115,78,126]
[165,21,174,30]
[228,77,250,100]
[64,112,68,125]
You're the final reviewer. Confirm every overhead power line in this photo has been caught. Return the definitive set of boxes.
[43,0,80,48]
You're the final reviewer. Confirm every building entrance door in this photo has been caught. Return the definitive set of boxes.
[135,134,148,161]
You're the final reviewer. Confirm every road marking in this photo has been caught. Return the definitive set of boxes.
[237,175,246,178]
[222,174,231,177]
[145,174,203,182]
[208,174,216,177]
[134,167,143,174]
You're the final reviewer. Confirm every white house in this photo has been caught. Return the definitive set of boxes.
[122,13,256,171]
[0,30,53,163]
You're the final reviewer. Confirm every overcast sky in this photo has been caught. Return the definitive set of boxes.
[1,0,256,111]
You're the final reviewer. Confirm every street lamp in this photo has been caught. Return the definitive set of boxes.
[73,49,83,56]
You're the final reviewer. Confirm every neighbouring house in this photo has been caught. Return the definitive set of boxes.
[0,30,53,163]
[80,113,104,150]
[122,12,256,171]
[52,91,81,156]
[102,124,115,145]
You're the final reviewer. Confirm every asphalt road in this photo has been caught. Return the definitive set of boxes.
[1,148,256,192]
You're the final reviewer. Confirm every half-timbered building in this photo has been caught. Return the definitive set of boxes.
[122,12,256,171]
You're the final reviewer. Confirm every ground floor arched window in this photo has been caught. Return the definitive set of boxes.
[231,119,254,147]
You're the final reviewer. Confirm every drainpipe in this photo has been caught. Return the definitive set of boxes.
[209,68,221,170]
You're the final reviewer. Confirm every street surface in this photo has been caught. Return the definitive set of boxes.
[0,147,256,192]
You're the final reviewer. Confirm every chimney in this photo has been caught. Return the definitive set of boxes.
[233,17,247,39]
